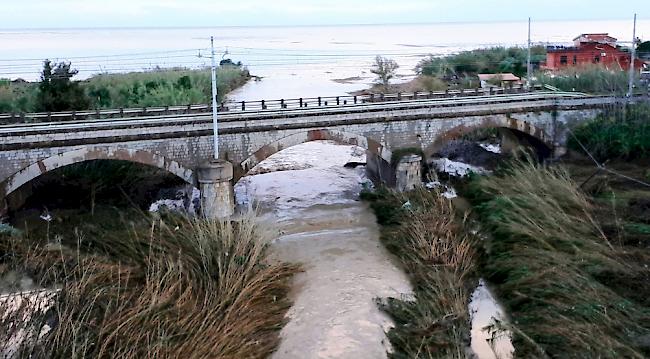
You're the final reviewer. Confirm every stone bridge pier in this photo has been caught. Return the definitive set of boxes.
[197,160,235,219]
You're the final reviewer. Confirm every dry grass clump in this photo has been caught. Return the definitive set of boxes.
[468,159,650,358]
[366,188,478,358]
[0,213,299,358]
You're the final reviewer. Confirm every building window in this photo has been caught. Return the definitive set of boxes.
[573,55,577,64]
[560,55,568,65]
[594,56,601,63]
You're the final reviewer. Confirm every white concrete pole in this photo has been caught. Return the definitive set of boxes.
[527,17,532,89]
[210,36,219,159]
[628,14,637,98]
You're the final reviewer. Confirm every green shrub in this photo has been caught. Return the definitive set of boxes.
[0,64,250,115]
[568,103,650,160]
[417,46,546,78]
[37,60,90,112]
[367,188,478,358]
[468,158,648,358]
[535,65,635,95]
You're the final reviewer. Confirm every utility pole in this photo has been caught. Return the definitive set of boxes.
[210,36,219,159]
[628,13,637,98]
[527,17,532,89]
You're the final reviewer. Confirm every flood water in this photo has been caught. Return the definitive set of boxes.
[235,141,412,358]
[470,280,515,359]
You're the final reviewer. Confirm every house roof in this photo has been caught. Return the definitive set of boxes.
[477,73,520,81]
[573,33,617,43]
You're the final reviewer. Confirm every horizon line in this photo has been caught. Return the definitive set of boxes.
[0,17,643,32]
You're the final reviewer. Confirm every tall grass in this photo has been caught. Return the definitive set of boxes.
[568,103,650,161]
[534,65,635,95]
[365,188,478,358]
[417,46,546,78]
[85,66,249,108]
[0,65,250,114]
[0,213,299,358]
[466,158,650,358]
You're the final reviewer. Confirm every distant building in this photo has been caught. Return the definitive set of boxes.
[542,33,646,72]
[477,73,521,88]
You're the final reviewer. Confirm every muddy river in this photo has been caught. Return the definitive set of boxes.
[234,140,513,359]
[235,141,412,358]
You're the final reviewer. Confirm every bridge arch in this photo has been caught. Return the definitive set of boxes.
[424,115,554,158]
[1,147,195,200]
[238,129,393,181]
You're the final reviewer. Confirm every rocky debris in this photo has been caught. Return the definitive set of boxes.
[434,140,503,170]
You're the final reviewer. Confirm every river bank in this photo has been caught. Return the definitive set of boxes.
[361,153,650,358]
[357,101,650,357]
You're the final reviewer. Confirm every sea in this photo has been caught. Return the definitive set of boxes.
[1,20,648,101]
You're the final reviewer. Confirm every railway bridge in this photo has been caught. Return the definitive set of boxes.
[0,92,637,217]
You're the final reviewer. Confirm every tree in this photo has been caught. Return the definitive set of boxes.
[371,56,399,91]
[638,41,650,60]
[37,60,90,112]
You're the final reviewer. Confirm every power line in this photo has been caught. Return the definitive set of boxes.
[567,124,650,189]
[0,48,209,62]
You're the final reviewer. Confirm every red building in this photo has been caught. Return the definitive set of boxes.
[543,33,646,72]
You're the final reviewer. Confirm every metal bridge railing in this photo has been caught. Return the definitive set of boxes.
[0,84,543,124]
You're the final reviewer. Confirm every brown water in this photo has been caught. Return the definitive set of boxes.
[235,141,412,359]
[469,280,515,359]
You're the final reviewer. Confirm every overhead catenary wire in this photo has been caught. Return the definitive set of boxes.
[566,124,650,189]
[0,39,550,79]
[0,57,545,78]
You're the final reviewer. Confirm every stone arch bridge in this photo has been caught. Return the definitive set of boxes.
[0,93,638,217]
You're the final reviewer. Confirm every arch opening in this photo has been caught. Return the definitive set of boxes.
[425,120,554,170]
[237,129,394,185]
[1,148,195,217]
[423,122,554,181]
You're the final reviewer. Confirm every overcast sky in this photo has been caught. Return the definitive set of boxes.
[2,0,647,29]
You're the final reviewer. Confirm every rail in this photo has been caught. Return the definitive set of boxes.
[0,84,544,124]
[0,92,599,135]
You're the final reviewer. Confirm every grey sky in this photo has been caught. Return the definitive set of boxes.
[2,0,647,29]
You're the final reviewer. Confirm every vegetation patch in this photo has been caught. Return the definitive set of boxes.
[0,211,299,358]
[464,159,650,358]
[364,187,478,358]
[417,46,546,79]
[0,63,250,115]
[534,65,636,95]
[568,103,650,161]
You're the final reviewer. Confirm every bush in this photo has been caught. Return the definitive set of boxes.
[568,103,650,160]
[417,75,448,91]
[36,60,90,112]
[467,158,648,358]
[534,65,634,95]
[84,65,250,109]
[366,188,478,358]
[417,46,546,78]
[0,213,299,358]
[0,64,250,115]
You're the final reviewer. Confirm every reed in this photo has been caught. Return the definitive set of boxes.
[0,213,299,358]
[467,158,649,358]
[367,188,478,358]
